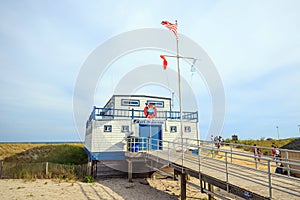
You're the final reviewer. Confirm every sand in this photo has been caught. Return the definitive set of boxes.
[0,178,212,200]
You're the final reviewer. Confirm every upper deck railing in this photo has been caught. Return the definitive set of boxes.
[88,107,198,122]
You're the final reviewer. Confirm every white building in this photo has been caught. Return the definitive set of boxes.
[84,95,199,161]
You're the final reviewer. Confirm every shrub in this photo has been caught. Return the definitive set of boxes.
[83,176,94,183]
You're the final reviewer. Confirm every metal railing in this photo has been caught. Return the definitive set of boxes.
[88,107,198,122]
[127,137,300,199]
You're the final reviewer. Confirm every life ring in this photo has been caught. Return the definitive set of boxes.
[144,104,157,118]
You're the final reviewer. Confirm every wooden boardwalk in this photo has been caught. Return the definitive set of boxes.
[145,149,300,200]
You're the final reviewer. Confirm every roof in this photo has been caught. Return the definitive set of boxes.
[281,138,300,150]
[112,94,171,100]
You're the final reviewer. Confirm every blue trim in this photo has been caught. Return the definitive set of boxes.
[84,148,125,161]
[91,107,198,121]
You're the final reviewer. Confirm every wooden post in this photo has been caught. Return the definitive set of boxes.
[87,161,92,176]
[0,161,2,178]
[200,174,204,193]
[180,171,186,200]
[45,162,49,177]
[128,160,132,182]
[208,183,214,200]
[174,168,179,180]
[91,160,97,178]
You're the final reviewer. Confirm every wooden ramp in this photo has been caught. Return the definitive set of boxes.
[143,149,300,200]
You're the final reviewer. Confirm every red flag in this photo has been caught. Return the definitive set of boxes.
[160,55,168,70]
[161,20,178,39]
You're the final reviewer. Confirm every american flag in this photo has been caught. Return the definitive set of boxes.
[161,20,178,39]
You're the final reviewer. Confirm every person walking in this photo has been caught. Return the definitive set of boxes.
[252,144,258,161]
[274,146,281,165]
[257,148,262,162]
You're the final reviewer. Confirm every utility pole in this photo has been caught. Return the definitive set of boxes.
[276,126,280,140]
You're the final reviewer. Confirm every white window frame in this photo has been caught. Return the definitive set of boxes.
[170,126,177,133]
[146,100,164,108]
[104,125,112,132]
[184,126,191,133]
[121,99,140,106]
[121,125,129,133]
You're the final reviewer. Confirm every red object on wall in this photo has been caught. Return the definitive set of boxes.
[144,104,157,118]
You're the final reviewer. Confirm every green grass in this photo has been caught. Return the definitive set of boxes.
[224,138,296,156]
[0,143,89,179]
[225,138,295,148]
[0,143,88,164]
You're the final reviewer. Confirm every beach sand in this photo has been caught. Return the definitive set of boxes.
[0,178,211,200]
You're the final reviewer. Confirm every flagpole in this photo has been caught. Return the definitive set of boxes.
[175,20,184,173]
[161,19,193,173]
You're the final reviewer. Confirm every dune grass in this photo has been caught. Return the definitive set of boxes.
[0,143,89,179]
[224,137,296,156]
[0,143,87,164]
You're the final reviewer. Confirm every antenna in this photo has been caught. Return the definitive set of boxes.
[171,92,174,109]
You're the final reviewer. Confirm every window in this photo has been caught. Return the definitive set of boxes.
[121,99,140,106]
[104,125,112,132]
[121,125,129,133]
[184,126,191,133]
[147,100,164,108]
[170,126,177,133]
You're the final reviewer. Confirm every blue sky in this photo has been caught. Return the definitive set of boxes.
[0,0,299,142]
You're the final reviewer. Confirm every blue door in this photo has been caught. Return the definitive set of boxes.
[139,124,162,150]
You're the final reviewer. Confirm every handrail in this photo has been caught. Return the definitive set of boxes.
[88,107,198,121]
[184,137,300,153]
[126,137,300,199]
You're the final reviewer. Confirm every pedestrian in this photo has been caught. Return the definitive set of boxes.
[271,145,276,159]
[220,137,225,146]
[252,144,258,161]
[214,136,218,147]
[257,148,262,162]
[274,146,281,165]
[275,163,284,174]
[217,136,221,150]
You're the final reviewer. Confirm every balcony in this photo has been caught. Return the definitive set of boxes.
[88,107,198,122]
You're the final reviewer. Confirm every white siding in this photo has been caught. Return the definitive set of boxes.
[84,121,93,151]
[161,120,198,149]
[91,119,132,152]
[86,118,199,152]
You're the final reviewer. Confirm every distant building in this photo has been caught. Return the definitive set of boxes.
[232,134,238,141]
